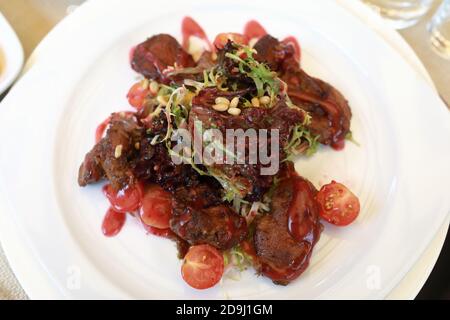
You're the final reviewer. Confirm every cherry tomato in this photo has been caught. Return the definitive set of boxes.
[127,81,150,110]
[213,33,248,49]
[181,244,224,290]
[139,185,172,229]
[243,20,267,40]
[103,183,143,213]
[316,181,360,226]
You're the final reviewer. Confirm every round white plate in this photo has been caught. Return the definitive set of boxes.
[0,12,24,95]
[0,0,449,299]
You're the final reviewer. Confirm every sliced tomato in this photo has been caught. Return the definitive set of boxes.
[138,185,172,229]
[243,20,267,40]
[213,33,248,49]
[316,181,360,226]
[181,244,224,290]
[281,36,301,62]
[127,81,150,110]
[103,183,143,214]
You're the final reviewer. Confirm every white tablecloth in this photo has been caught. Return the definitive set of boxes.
[0,247,26,299]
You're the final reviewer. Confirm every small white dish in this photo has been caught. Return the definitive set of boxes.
[0,12,24,95]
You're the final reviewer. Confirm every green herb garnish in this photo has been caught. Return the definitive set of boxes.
[225,45,279,101]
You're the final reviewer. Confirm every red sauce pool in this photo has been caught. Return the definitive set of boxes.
[102,207,127,237]
[243,20,267,40]
[181,16,212,51]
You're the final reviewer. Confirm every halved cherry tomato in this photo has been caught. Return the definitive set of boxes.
[181,244,224,290]
[213,33,248,49]
[243,20,267,40]
[139,185,172,229]
[103,183,143,213]
[316,181,360,226]
[127,81,150,110]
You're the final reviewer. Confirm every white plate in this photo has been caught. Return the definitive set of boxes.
[0,0,449,299]
[16,0,446,300]
[0,12,24,95]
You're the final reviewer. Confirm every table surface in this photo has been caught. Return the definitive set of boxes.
[0,0,449,300]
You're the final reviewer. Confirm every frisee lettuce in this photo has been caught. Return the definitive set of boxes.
[224,45,279,100]
[284,114,320,159]
[224,245,253,272]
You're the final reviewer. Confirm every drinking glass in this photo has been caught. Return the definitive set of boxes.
[362,0,435,29]
[428,0,450,58]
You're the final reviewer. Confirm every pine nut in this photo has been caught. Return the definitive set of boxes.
[259,96,271,105]
[149,81,159,95]
[212,103,229,112]
[229,97,240,109]
[114,145,123,158]
[227,107,241,116]
[215,97,230,105]
[251,97,260,107]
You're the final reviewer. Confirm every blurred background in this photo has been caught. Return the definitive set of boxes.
[0,0,449,300]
